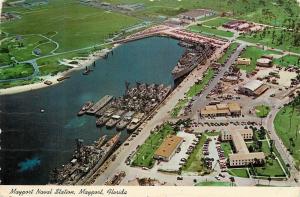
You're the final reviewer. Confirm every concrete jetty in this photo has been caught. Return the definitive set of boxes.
[86,95,113,115]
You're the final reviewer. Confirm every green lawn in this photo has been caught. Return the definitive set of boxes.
[238,28,300,53]
[39,64,72,76]
[228,168,249,178]
[0,35,48,64]
[0,63,34,80]
[186,68,215,97]
[0,78,41,89]
[254,159,285,177]
[34,42,57,56]
[182,135,209,174]
[236,46,281,73]
[188,25,234,38]
[218,43,239,64]
[202,17,232,28]
[170,98,189,118]
[2,0,141,53]
[131,123,175,168]
[249,140,286,177]
[196,181,234,186]
[171,68,214,117]
[204,131,221,137]
[255,105,271,118]
[274,55,300,67]
[226,134,286,178]
[221,142,233,158]
[274,102,300,168]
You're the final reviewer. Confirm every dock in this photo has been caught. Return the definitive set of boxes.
[86,95,113,115]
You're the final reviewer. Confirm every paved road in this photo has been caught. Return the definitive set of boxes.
[190,43,246,117]
[264,99,299,180]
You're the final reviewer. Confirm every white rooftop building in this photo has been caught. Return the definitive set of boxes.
[239,80,269,97]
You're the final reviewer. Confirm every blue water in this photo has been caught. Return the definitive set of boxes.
[0,37,185,184]
[18,156,41,172]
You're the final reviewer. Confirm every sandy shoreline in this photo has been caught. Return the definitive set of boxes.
[0,45,119,95]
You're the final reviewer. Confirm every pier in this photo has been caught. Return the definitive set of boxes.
[86,95,113,115]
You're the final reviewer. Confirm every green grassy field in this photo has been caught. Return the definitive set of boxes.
[34,42,57,56]
[104,0,299,28]
[131,123,175,168]
[224,132,286,178]
[196,181,234,186]
[221,142,232,158]
[249,140,286,177]
[0,35,49,64]
[0,78,41,89]
[186,68,214,97]
[202,17,232,28]
[182,135,209,174]
[255,105,271,118]
[274,55,300,67]
[0,63,34,80]
[2,0,141,53]
[228,168,249,178]
[236,46,281,73]
[238,28,300,53]
[241,2,300,28]
[171,68,214,117]
[274,102,300,168]
[218,43,239,64]
[188,25,234,38]
[171,98,189,118]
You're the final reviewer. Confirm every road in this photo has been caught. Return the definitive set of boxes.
[190,43,246,117]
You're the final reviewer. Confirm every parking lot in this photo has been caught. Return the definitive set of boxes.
[157,132,197,172]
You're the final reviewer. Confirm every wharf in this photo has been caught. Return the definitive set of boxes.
[86,95,113,115]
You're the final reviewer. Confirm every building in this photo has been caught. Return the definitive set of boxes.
[229,152,265,166]
[179,9,214,22]
[238,80,269,97]
[237,58,251,65]
[200,102,241,117]
[221,128,253,141]
[256,58,272,67]
[220,129,265,167]
[153,135,183,161]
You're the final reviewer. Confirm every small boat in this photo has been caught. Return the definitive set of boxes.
[96,107,116,127]
[106,110,126,128]
[127,112,144,131]
[57,76,70,81]
[83,66,93,75]
[77,101,94,116]
[116,111,135,130]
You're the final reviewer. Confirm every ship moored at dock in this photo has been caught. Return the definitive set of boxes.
[116,111,135,130]
[105,110,126,128]
[96,107,117,127]
[77,101,94,116]
[49,133,120,185]
[86,95,113,115]
[127,112,145,131]
[93,83,171,130]
[172,42,216,80]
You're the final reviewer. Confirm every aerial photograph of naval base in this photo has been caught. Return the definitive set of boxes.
[0,0,300,188]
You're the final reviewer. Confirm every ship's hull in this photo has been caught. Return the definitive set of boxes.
[172,64,197,80]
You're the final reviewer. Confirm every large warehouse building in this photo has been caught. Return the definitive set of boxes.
[220,129,265,167]
[200,102,241,117]
[154,135,183,161]
[179,9,215,21]
[238,80,269,97]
